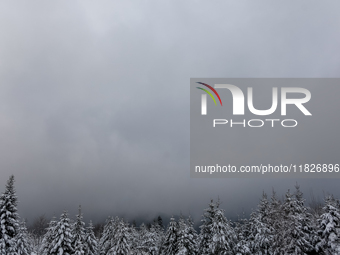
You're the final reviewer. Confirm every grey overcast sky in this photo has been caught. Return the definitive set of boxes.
[0,1,340,224]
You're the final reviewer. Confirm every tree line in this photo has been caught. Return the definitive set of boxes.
[1,175,340,254]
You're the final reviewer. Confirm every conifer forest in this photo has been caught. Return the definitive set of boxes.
[1,175,340,254]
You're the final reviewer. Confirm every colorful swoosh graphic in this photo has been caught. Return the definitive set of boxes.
[196,82,223,106]
[196,87,217,105]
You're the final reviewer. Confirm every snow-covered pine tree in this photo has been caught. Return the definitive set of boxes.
[234,212,251,255]
[245,211,256,254]
[142,224,160,255]
[135,223,144,254]
[293,184,316,254]
[15,220,33,255]
[199,199,237,255]
[107,218,131,255]
[0,175,20,255]
[315,195,340,254]
[250,192,273,255]
[275,188,314,254]
[187,215,199,254]
[267,189,282,253]
[277,189,297,254]
[210,205,236,255]
[176,215,198,255]
[135,223,149,255]
[72,205,86,255]
[199,200,216,254]
[153,219,165,252]
[99,217,115,255]
[160,216,178,255]
[176,213,187,255]
[39,217,57,255]
[49,211,74,255]
[177,215,188,255]
[85,220,98,255]
[128,221,140,254]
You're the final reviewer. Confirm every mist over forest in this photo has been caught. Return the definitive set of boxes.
[1,175,340,254]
